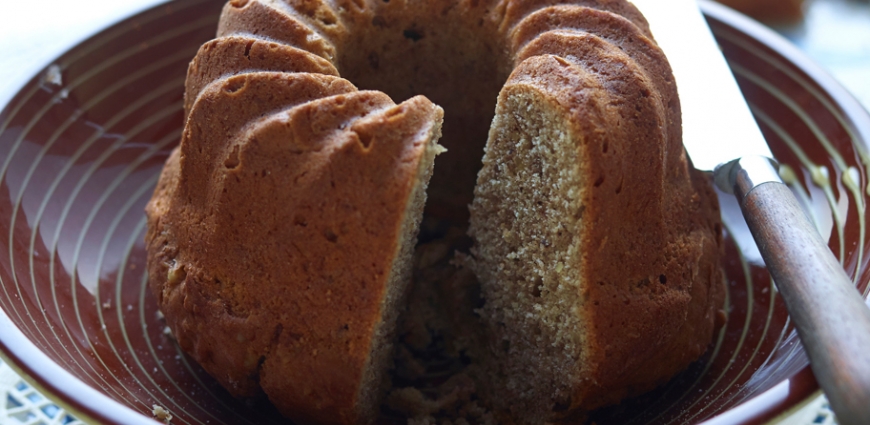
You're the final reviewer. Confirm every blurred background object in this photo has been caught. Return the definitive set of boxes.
[715,0,870,111]
[716,0,807,24]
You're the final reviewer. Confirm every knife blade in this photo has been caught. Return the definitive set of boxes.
[632,0,770,186]
[629,1,870,423]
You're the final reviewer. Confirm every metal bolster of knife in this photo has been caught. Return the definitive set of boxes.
[714,155,782,201]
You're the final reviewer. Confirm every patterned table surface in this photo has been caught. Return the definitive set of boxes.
[0,0,867,424]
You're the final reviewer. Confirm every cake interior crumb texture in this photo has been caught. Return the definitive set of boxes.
[470,89,587,423]
[358,123,444,422]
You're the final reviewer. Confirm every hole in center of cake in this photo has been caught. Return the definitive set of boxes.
[336,5,511,225]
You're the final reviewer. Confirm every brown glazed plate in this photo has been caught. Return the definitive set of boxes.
[0,0,868,424]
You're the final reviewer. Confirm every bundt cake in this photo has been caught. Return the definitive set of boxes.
[144,0,725,424]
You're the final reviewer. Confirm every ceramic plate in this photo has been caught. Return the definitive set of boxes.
[0,1,868,424]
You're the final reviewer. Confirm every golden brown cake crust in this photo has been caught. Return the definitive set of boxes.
[509,5,683,168]
[496,0,652,38]
[217,0,336,61]
[183,35,338,119]
[146,71,444,424]
[145,1,725,424]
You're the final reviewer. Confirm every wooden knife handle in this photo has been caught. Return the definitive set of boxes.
[740,180,870,425]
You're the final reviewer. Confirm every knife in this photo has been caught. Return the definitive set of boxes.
[629,0,870,423]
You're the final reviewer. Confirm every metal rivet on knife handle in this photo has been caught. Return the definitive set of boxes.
[727,155,782,200]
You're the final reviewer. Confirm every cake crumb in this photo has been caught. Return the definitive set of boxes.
[45,64,62,86]
[152,404,172,424]
[102,301,111,310]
